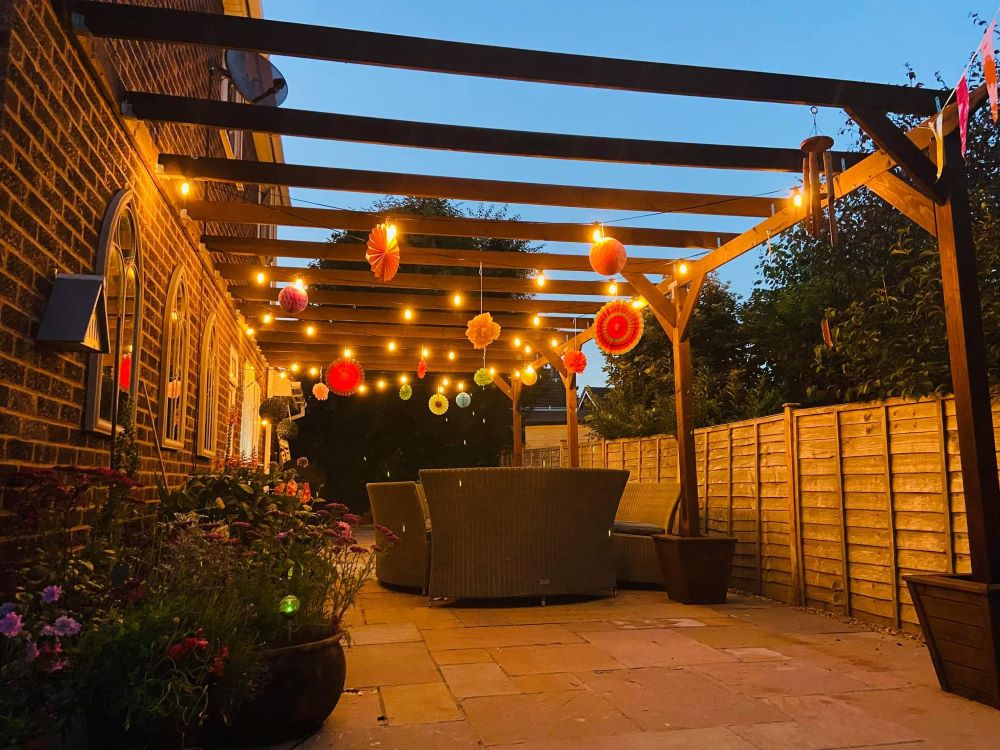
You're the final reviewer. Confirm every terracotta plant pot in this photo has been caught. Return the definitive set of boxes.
[653,534,736,604]
[218,629,347,746]
[906,573,1000,708]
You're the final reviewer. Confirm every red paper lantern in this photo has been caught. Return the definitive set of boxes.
[278,284,308,315]
[594,300,644,355]
[417,359,427,379]
[366,223,400,283]
[325,358,365,396]
[563,350,587,375]
[589,236,627,276]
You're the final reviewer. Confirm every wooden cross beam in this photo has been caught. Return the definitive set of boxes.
[72,2,945,113]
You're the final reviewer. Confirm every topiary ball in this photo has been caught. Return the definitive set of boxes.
[276,418,298,440]
[259,396,287,421]
[474,367,492,387]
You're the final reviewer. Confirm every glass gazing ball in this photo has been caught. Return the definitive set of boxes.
[474,367,492,387]
[278,594,300,618]
[456,391,471,408]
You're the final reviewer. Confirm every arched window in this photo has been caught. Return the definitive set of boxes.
[240,364,261,460]
[160,268,190,449]
[197,313,219,458]
[85,190,142,434]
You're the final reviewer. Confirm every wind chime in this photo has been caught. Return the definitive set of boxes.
[799,108,838,247]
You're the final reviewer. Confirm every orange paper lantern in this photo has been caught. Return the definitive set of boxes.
[563,350,587,375]
[417,359,427,379]
[594,300,644,355]
[589,236,627,277]
[465,312,501,349]
[366,223,400,283]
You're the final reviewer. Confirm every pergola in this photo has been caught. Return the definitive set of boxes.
[64,1,999,594]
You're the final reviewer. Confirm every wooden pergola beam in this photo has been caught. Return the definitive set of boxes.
[232,286,604,316]
[163,154,789,214]
[135,93,855,177]
[219,263,632,297]
[188,201,735,249]
[73,2,945,113]
[205,235,675,274]
[865,172,937,235]
[259,318,544,340]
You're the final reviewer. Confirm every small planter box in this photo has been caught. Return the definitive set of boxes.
[653,534,736,604]
[906,573,1000,708]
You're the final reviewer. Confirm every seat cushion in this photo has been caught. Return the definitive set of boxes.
[613,521,665,536]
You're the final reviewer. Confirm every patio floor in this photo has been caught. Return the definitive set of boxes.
[283,582,1000,749]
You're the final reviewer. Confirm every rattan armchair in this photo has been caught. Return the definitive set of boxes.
[613,481,680,586]
[366,481,431,593]
[418,467,628,602]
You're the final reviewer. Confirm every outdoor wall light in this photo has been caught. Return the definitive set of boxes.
[278,371,287,379]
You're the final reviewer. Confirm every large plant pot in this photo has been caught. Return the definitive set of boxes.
[906,573,1000,708]
[220,630,347,746]
[653,534,736,604]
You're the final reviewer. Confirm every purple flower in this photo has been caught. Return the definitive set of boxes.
[51,616,81,637]
[0,612,23,637]
[41,585,63,604]
[274,531,291,542]
[230,521,252,528]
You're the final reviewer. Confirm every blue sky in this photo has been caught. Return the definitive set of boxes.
[259,1,994,387]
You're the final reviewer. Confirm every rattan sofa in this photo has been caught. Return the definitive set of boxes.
[418,467,628,602]
[366,481,432,593]
[613,481,680,586]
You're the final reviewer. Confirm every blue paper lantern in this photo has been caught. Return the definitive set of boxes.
[456,392,471,408]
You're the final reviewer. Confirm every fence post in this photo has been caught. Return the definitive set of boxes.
[881,404,901,628]
[783,403,804,606]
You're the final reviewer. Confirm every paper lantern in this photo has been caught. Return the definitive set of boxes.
[278,284,308,315]
[399,384,412,400]
[594,300,644,355]
[417,359,427,379]
[276,418,298,440]
[474,367,492,387]
[428,393,449,415]
[465,312,501,349]
[325,357,365,396]
[456,391,471,408]
[366,223,400,283]
[589,236,628,276]
[520,367,538,386]
[563,350,587,375]
[312,382,329,401]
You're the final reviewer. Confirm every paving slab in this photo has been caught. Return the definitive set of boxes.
[461,689,639,745]
[582,628,737,668]
[679,623,805,649]
[344,641,441,688]
[691,659,874,697]
[431,647,494,665]
[300,720,480,749]
[422,623,583,651]
[490,642,625,674]
[380,682,463,726]
[346,623,422,645]
[510,672,586,693]
[318,689,383,733]
[490,726,758,749]
[722,647,792,662]
[440,662,520,698]
[581,666,789,731]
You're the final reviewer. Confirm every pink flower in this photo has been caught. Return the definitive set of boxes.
[349,545,367,553]
[41,585,62,604]
[44,616,80,637]
[0,612,23,637]
[45,659,68,673]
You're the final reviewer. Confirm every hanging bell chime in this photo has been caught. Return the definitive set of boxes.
[799,134,838,247]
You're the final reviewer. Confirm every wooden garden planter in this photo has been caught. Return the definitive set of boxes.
[654,534,736,604]
[906,574,1000,708]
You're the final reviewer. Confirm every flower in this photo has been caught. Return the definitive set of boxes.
[40,585,63,604]
[166,633,209,661]
[343,513,362,525]
[209,645,230,677]
[24,639,39,662]
[51,616,81,637]
[349,545,367,553]
[274,531,291,542]
[0,612,23,637]
[465,312,501,349]
[230,521,251,529]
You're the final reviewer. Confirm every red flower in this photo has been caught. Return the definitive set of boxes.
[209,645,230,677]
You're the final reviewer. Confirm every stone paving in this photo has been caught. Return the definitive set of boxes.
[282,582,1000,749]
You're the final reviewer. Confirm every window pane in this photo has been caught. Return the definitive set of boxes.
[97,251,125,426]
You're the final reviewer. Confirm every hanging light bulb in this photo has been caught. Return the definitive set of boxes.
[457,381,465,391]
[377,379,386,390]
[632,297,647,309]
[513,336,521,347]
[400,374,409,385]
[421,347,430,358]
[309,366,318,377]
[513,369,521,379]
[608,281,618,296]
[245,326,255,336]
[262,312,273,324]
[550,337,559,348]
[293,278,305,291]
[255,271,266,285]
[442,377,450,386]
[179,181,191,198]
[305,325,316,337]
[388,341,397,352]
[358,384,368,394]
[792,188,804,208]
[387,223,398,242]
[448,350,456,361]
[452,293,462,306]
[532,315,541,327]
[524,344,532,355]
[488,367,495,375]
[592,226,604,243]
[290,363,300,373]
[403,308,413,321]
[677,262,689,277]
[343,347,352,358]
[535,270,546,288]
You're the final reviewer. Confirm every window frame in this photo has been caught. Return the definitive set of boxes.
[159,267,191,451]
[239,364,261,460]
[197,313,220,458]
[84,189,143,435]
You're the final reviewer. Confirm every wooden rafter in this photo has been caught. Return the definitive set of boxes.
[134,93,855,178]
[258,318,547,340]
[187,201,735,248]
[73,2,945,113]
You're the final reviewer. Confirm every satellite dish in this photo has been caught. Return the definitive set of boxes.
[223,49,288,106]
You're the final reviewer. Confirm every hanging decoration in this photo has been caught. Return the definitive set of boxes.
[799,113,838,247]
[399,384,412,400]
[563,349,587,375]
[325,357,365,396]
[456,391,471,408]
[428,393,449,415]
[980,21,998,123]
[417,359,427,379]
[259,396,287,421]
[520,366,538,386]
[278,280,308,315]
[466,311,501,349]
[957,74,970,157]
[474,367,492,387]
[276,418,298,440]
[366,222,400,283]
[594,299,644,356]
[312,382,330,401]
[589,227,627,276]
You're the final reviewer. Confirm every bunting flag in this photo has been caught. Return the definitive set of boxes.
[957,74,970,156]
[980,21,998,123]
[933,112,946,179]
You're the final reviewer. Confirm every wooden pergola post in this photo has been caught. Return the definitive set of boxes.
[493,373,523,467]
[536,341,580,467]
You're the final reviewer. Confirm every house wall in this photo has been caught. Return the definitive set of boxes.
[0,0,269,489]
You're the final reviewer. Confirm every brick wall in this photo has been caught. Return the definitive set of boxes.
[0,0,270,489]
